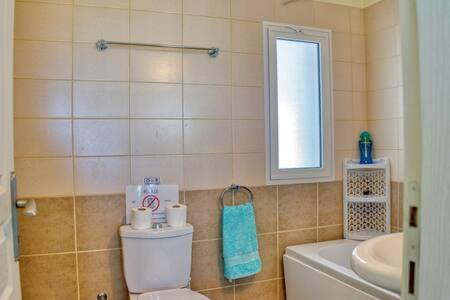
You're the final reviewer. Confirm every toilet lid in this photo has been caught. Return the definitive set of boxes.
[137,288,209,300]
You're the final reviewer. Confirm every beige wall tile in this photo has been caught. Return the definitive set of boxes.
[199,287,234,300]
[232,120,264,153]
[75,0,129,8]
[183,52,231,85]
[15,158,73,198]
[364,0,397,34]
[334,91,353,121]
[14,79,72,118]
[232,153,265,187]
[74,157,130,195]
[332,32,351,62]
[368,119,399,149]
[278,184,317,231]
[74,6,129,42]
[352,91,368,121]
[131,0,181,13]
[235,280,277,300]
[334,150,353,181]
[131,11,182,45]
[183,154,233,190]
[232,53,263,87]
[232,21,262,54]
[366,27,397,62]
[318,225,344,242]
[185,189,222,241]
[184,120,232,154]
[74,119,129,156]
[74,43,129,81]
[24,0,73,3]
[334,121,354,151]
[20,254,78,300]
[318,182,343,226]
[14,119,72,157]
[390,181,399,228]
[274,0,314,26]
[183,0,230,18]
[231,87,264,120]
[374,149,399,180]
[191,240,231,290]
[14,2,72,41]
[236,234,277,283]
[18,197,75,255]
[73,81,129,118]
[184,85,231,119]
[314,2,350,33]
[352,63,366,91]
[131,120,183,155]
[278,228,317,274]
[231,0,274,21]
[367,56,402,91]
[350,7,364,34]
[130,82,182,118]
[78,250,128,299]
[76,194,125,250]
[368,87,402,120]
[351,34,366,63]
[278,278,286,300]
[184,16,231,51]
[14,41,72,80]
[333,61,352,91]
[131,156,184,187]
[130,48,182,83]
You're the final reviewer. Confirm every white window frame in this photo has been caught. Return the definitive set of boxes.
[263,22,334,185]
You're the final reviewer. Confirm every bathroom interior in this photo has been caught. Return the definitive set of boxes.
[1,0,449,299]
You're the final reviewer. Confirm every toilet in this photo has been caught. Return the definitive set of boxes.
[120,223,209,300]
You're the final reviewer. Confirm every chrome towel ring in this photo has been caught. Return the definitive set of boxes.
[219,184,254,210]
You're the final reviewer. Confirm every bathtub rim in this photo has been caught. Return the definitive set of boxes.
[284,238,400,300]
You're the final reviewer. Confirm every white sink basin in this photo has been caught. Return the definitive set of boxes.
[351,233,403,292]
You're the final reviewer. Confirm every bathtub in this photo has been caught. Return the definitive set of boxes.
[283,239,400,300]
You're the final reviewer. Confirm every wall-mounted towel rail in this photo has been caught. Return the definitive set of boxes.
[95,40,220,57]
[219,184,254,209]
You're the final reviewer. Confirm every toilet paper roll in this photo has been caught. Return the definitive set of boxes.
[131,207,152,230]
[166,204,187,227]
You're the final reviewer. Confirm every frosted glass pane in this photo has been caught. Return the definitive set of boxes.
[277,39,322,169]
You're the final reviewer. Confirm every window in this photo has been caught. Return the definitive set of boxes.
[264,23,334,184]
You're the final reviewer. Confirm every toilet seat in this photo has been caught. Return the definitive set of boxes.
[131,288,209,300]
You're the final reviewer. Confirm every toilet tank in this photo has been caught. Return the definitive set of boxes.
[120,224,194,293]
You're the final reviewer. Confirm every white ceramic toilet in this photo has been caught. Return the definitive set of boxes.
[120,223,209,300]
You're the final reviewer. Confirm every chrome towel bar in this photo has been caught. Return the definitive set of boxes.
[219,184,254,210]
[95,40,220,57]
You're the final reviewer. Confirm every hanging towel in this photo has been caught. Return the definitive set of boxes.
[222,202,261,281]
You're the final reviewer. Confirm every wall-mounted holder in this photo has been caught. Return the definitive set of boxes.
[343,158,390,240]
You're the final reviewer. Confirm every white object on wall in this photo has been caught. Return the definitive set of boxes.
[126,185,179,224]
[343,158,391,240]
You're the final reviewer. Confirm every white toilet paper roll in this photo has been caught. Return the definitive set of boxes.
[166,204,187,227]
[131,207,152,230]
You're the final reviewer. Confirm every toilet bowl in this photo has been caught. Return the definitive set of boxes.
[120,224,210,300]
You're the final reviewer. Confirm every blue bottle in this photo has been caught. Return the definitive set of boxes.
[359,131,373,164]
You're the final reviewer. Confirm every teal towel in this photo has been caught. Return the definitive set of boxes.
[222,202,261,281]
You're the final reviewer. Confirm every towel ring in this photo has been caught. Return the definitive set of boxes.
[219,184,254,210]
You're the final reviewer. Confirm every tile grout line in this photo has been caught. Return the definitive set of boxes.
[69,1,81,299]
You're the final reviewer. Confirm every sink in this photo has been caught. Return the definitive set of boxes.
[351,233,403,292]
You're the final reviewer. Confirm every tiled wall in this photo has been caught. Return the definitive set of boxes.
[13,0,367,198]
[12,0,404,299]
[365,0,404,182]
